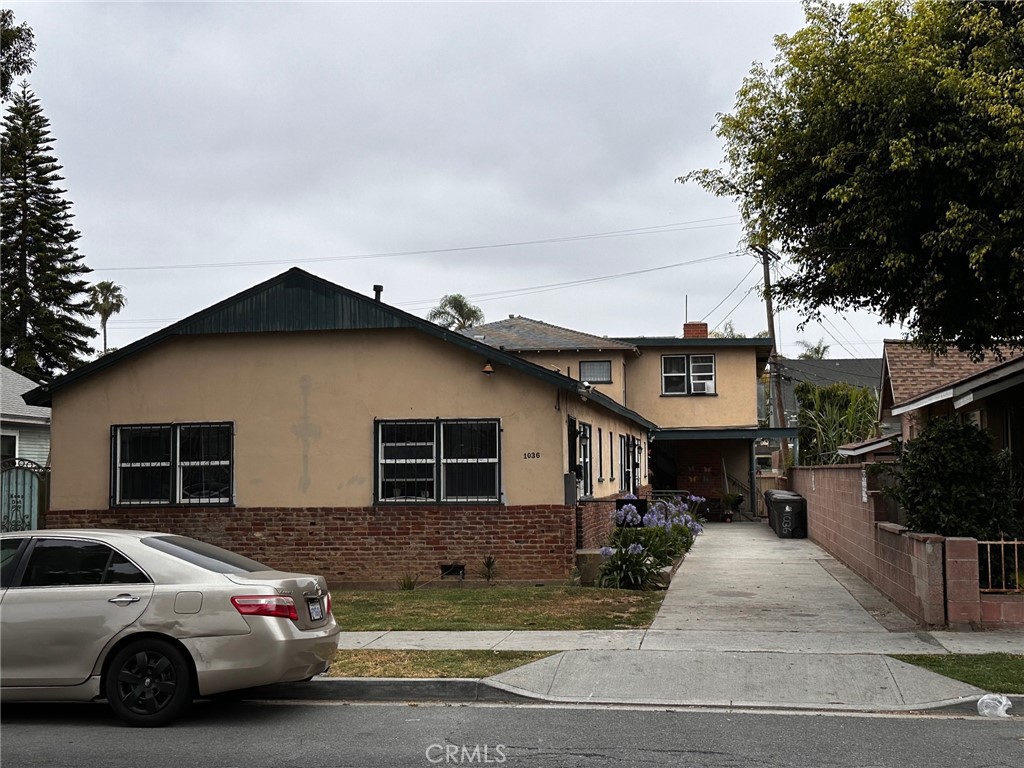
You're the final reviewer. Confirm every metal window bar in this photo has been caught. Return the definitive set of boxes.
[979,540,1023,594]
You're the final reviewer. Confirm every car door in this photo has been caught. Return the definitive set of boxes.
[0,537,155,687]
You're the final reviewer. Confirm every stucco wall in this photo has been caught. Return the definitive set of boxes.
[622,346,758,429]
[49,329,629,510]
[516,350,630,405]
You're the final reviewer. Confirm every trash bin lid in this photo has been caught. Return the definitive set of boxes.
[767,491,804,501]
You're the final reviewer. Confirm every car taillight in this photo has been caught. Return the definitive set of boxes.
[231,595,298,621]
[325,591,332,615]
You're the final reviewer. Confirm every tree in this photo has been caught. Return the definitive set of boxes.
[709,321,771,338]
[89,281,127,354]
[1,84,95,379]
[680,0,1024,360]
[1,10,35,102]
[426,293,484,330]
[796,338,830,360]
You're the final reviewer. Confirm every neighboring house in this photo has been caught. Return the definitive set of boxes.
[879,341,1022,452]
[22,269,655,586]
[470,318,791,515]
[758,357,883,429]
[1,365,51,466]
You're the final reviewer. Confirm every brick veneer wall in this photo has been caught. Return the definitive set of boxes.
[790,465,946,626]
[47,505,576,587]
[576,496,617,549]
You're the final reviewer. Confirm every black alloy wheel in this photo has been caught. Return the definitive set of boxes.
[105,638,194,727]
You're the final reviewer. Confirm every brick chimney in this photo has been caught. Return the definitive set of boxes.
[683,321,709,339]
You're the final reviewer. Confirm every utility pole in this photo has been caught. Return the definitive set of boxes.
[755,245,791,470]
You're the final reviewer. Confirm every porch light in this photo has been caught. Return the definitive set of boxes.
[482,360,495,376]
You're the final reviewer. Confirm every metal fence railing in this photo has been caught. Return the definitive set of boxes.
[979,540,1024,594]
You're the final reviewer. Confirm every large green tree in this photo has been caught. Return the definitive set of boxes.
[427,293,485,330]
[0,10,35,102]
[1,84,95,379]
[681,0,1024,359]
[89,280,127,354]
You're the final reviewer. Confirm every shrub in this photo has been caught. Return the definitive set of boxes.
[888,418,1023,539]
[597,543,663,590]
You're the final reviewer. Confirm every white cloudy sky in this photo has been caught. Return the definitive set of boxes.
[10,1,903,359]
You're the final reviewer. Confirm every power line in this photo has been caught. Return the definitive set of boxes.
[699,256,758,322]
[91,216,742,273]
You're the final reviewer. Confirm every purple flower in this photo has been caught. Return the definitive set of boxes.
[599,546,614,558]
[626,543,644,555]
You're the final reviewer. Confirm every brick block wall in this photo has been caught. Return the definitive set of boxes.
[576,496,616,549]
[791,466,946,626]
[980,594,1024,626]
[47,505,576,587]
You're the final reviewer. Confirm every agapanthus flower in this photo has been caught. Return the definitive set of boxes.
[626,543,644,555]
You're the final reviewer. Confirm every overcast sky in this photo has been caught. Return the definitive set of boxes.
[9,1,903,359]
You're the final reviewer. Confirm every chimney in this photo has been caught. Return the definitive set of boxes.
[683,321,708,339]
[373,284,383,302]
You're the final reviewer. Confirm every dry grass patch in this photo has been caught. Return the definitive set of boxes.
[333,586,664,631]
[329,650,554,678]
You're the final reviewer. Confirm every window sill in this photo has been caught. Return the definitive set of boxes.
[660,392,719,398]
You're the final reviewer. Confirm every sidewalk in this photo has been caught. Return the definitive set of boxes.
[314,522,1023,712]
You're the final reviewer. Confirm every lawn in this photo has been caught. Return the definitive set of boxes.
[329,650,554,678]
[892,653,1024,694]
[332,585,665,631]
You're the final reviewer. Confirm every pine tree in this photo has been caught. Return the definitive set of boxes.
[1,84,95,380]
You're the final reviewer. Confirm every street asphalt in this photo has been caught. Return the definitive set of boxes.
[267,521,1024,714]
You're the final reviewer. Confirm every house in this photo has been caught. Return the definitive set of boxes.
[879,341,1022,451]
[21,269,656,586]
[2,365,51,467]
[468,317,792,521]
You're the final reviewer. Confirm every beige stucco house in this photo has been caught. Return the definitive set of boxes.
[24,269,657,585]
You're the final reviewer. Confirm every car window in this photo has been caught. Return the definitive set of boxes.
[20,539,150,587]
[142,535,271,574]
[1,538,26,588]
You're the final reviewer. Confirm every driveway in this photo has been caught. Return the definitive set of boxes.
[650,520,917,633]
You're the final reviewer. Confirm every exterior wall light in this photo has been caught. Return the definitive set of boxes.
[482,361,495,376]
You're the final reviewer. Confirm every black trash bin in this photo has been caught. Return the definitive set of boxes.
[763,490,807,539]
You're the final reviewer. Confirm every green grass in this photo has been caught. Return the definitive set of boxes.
[892,654,1024,694]
[332,585,665,631]
[328,650,554,678]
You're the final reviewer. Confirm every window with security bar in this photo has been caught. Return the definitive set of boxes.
[377,419,500,503]
[112,422,233,506]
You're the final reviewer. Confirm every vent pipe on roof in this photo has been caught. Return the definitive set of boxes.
[373,284,383,302]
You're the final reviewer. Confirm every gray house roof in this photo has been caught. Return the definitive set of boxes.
[22,268,655,430]
[2,365,50,425]
[463,316,638,353]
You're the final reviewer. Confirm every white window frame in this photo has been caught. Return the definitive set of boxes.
[1,430,19,463]
[662,353,716,395]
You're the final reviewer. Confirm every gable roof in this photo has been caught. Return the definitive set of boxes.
[2,365,50,425]
[464,316,638,353]
[889,353,1024,416]
[880,340,1020,413]
[22,268,655,430]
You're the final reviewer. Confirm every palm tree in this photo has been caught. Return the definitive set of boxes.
[89,281,126,354]
[426,294,484,330]
[797,338,830,359]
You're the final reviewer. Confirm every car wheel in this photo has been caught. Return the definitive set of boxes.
[105,639,194,727]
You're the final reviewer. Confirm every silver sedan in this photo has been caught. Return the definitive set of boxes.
[0,529,340,726]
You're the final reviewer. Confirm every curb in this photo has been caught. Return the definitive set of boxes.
[243,678,1023,716]
[244,677,534,704]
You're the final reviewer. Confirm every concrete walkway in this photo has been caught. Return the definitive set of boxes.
[332,522,1024,712]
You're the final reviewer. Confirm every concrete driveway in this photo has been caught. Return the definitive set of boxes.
[650,521,917,633]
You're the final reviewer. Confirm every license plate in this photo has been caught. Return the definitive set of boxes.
[307,598,324,621]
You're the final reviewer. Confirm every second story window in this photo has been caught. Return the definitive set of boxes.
[579,360,612,384]
[662,354,716,395]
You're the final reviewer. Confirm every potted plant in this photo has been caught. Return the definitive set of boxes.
[721,492,744,523]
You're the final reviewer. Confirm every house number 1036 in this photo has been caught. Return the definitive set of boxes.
[523,452,541,459]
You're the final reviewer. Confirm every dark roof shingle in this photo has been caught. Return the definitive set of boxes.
[463,316,637,352]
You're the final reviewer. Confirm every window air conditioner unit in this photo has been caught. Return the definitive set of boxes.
[691,381,707,393]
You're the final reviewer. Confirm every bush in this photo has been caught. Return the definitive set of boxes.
[599,496,705,589]
[889,418,1023,539]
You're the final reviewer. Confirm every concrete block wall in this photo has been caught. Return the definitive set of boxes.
[790,466,946,626]
[47,505,576,587]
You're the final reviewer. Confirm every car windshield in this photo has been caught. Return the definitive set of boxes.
[142,535,271,574]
